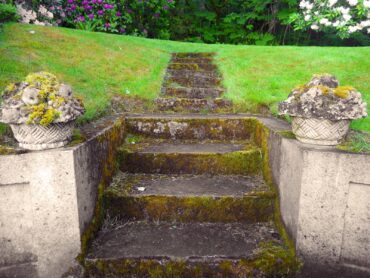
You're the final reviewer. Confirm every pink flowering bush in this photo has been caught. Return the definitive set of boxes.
[14,0,63,26]
[61,0,175,38]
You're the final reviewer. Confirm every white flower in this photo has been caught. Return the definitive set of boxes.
[34,20,45,26]
[343,14,352,21]
[348,26,357,33]
[304,14,311,21]
[38,5,48,15]
[364,0,370,8]
[359,20,370,28]
[338,6,350,14]
[368,28,370,33]
[347,0,358,6]
[333,21,340,27]
[320,18,330,25]
[17,5,37,24]
[46,11,54,19]
[311,24,320,30]
[299,0,308,9]
[306,2,314,10]
[329,0,338,7]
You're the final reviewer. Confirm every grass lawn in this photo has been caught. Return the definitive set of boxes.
[0,23,369,132]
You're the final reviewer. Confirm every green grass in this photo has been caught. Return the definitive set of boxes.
[0,23,369,132]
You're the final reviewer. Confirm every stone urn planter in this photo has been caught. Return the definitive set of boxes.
[0,72,85,150]
[279,74,367,146]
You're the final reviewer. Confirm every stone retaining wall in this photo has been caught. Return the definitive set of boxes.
[262,117,370,275]
[0,115,125,278]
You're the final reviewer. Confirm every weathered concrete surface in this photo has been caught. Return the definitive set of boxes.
[126,114,257,140]
[87,221,278,259]
[120,140,261,175]
[105,173,274,223]
[141,142,245,154]
[266,121,370,274]
[111,173,269,197]
[0,115,125,278]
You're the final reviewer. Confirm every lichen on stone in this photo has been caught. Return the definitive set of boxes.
[278,74,367,121]
[0,72,85,126]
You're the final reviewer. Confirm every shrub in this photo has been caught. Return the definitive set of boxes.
[11,1,63,26]
[61,0,175,38]
[0,3,18,23]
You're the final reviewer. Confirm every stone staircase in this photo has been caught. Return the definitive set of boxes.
[83,114,300,277]
[155,53,232,112]
[82,53,300,277]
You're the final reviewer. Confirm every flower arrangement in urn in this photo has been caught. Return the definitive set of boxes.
[279,74,367,145]
[0,72,85,150]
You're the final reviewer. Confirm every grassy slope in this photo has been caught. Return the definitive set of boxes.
[0,23,369,131]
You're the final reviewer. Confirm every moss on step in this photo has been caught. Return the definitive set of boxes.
[252,119,303,273]
[85,242,301,278]
[104,192,275,223]
[0,145,16,155]
[77,117,126,264]
[67,128,86,147]
[252,241,303,277]
[277,130,296,139]
[119,145,262,175]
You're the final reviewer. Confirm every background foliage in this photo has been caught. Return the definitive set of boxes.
[6,0,370,46]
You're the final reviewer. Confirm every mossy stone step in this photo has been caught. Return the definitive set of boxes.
[171,57,215,64]
[105,173,274,223]
[155,97,232,112]
[165,75,222,88]
[85,222,299,278]
[167,69,221,79]
[125,114,258,140]
[173,52,215,58]
[119,140,262,175]
[168,63,218,72]
[161,87,224,99]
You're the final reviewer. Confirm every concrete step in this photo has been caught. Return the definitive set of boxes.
[155,97,232,112]
[125,114,258,141]
[165,75,222,88]
[119,140,262,175]
[85,221,294,277]
[105,173,274,223]
[161,87,224,99]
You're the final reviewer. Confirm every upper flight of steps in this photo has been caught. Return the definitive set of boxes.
[83,114,300,278]
[155,53,232,112]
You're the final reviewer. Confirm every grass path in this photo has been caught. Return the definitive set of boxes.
[0,23,369,131]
